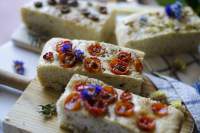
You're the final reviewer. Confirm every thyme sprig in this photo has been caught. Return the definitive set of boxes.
[38,103,56,119]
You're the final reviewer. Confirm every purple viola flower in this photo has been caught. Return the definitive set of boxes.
[14,60,23,66]
[74,49,84,61]
[17,67,25,75]
[14,60,25,75]
[165,1,183,20]
[193,81,200,94]
[81,84,102,100]
[61,43,72,53]
[81,89,91,100]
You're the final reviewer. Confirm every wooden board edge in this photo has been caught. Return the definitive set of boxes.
[3,119,30,133]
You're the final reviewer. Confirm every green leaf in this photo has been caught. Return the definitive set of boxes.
[185,0,200,16]
[156,0,176,5]
[156,0,187,6]
[38,103,56,119]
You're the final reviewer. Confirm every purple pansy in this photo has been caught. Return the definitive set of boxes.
[14,60,25,75]
[61,43,72,53]
[81,84,102,100]
[165,1,183,20]
[74,49,84,61]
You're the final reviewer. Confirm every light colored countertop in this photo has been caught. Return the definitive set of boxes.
[0,85,21,133]
[0,41,40,132]
[0,1,26,45]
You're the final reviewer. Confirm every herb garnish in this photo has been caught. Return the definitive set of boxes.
[38,103,56,119]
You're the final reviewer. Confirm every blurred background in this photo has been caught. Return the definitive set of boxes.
[0,1,26,45]
[0,0,199,46]
[0,0,199,132]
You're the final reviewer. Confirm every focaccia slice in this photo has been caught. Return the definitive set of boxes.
[37,38,145,94]
[116,6,200,56]
[108,1,162,15]
[21,0,115,42]
[56,74,184,133]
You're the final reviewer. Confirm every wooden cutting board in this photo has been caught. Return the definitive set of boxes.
[2,78,194,133]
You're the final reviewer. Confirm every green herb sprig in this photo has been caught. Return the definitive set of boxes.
[38,103,56,119]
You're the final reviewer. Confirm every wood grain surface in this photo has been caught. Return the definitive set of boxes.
[2,78,194,133]
[3,79,66,133]
[0,69,30,91]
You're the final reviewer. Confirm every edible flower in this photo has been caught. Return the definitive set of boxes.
[56,40,72,54]
[56,40,85,68]
[81,84,102,100]
[43,52,54,62]
[14,60,25,75]
[165,1,183,20]
[61,43,72,53]
[81,84,107,117]
[74,49,84,61]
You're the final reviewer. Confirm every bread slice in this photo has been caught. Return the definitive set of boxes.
[21,0,115,42]
[37,38,145,94]
[116,7,200,56]
[56,74,184,133]
[108,1,162,15]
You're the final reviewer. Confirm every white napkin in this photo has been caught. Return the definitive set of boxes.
[146,73,200,133]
